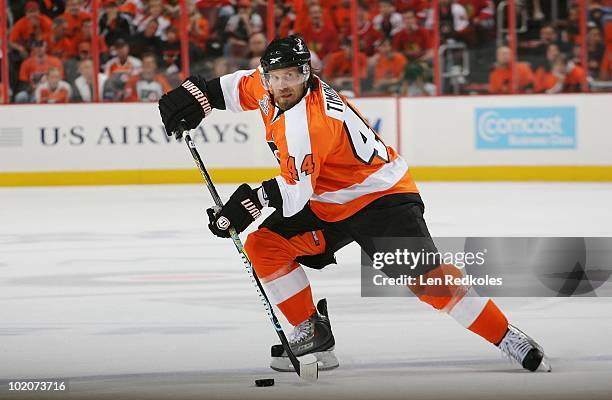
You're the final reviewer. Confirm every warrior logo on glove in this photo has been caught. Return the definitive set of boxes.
[207,184,264,238]
[216,216,231,230]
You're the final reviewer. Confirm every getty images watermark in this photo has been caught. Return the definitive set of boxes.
[371,248,502,287]
[361,237,612,297]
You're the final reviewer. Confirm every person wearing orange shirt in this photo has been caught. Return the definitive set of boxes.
[489,46,535,94]
[71,18,109,60]
[9,1,53,58]
[323,40,367,92]
[35,67,72,103]
[16,39,63,103]
[158,35,551,374]
[532,43,585,93]
[332,0,352,36]
[124,53,171,102]
[536,56,587,94]
[45,16,76,60]
[186,2,210,51]
[61,0,91,39]
[372,38,408,93]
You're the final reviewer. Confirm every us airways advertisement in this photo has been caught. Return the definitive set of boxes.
[0,99,395,173]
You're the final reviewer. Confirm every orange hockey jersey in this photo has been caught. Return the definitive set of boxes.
[219,68,418,222]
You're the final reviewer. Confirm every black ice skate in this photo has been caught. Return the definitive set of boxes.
[498,324,552,372]
[270,298,339,372]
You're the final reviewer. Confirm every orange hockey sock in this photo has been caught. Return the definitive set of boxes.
[410,264,509,345]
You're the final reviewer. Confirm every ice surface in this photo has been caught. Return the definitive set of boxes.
[1,182,612,399]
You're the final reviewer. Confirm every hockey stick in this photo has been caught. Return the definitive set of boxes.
[173,123,318,382]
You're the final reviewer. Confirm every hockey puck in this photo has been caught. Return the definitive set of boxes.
[255,378,275,387]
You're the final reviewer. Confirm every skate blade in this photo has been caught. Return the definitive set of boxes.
[270,348,339,372]
[537,356,552,372]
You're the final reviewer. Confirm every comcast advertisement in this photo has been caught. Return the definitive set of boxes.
[475,106,576,149]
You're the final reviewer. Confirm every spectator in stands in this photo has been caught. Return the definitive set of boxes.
[459,0,495,29]
[245,32,267,68]
[187,0,210,52]
[586,26,606,78]
[224,0,264,57]
[373,0,403,38]
[560,4,580,45]
[293,0,335,35]
[15,39,63,103]
[323,40,367,92]
[34,66,72,103]
[124,53,171,102]
[135,0,172,40]
[457,0,495,45]
[213,57,231,77]
[488,45,535,94]
[372,38,407,94]
[160,26,182,74]
[72,59,108,102]
[103,39,142,101]
[46,17,75,61]
[429,0,469,42]
[392,9,433,62]
[535,53,586,94]
[62,0,91,39]
[129,19,163,59]
[99,0,133,47]
[72,18,109,62]
[300,3,339,60]
[274,1,295,38]
[534,44,562,93]
[533,24,573,68]
[332,0,352,36]
[400,61,436,96]
[357,3,384,57]
[75,42,92,61]
[9,1,53,59]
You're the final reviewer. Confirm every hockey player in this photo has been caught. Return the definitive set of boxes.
[158,35,551,373]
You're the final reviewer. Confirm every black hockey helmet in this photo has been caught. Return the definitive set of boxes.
[260,34,311,73]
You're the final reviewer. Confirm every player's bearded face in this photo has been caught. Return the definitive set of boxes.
[265,66,308,111]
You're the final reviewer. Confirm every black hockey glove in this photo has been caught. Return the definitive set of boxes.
[207,184,263,238]
[158,76,212,135]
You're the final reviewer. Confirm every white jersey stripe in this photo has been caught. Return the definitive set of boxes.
[219,69,256,112]
[310,156,408,205]
[276,95,314,217]
[264,265,310,305]
[448,288,489,328]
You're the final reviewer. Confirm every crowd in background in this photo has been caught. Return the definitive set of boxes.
[1,0,611,104]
